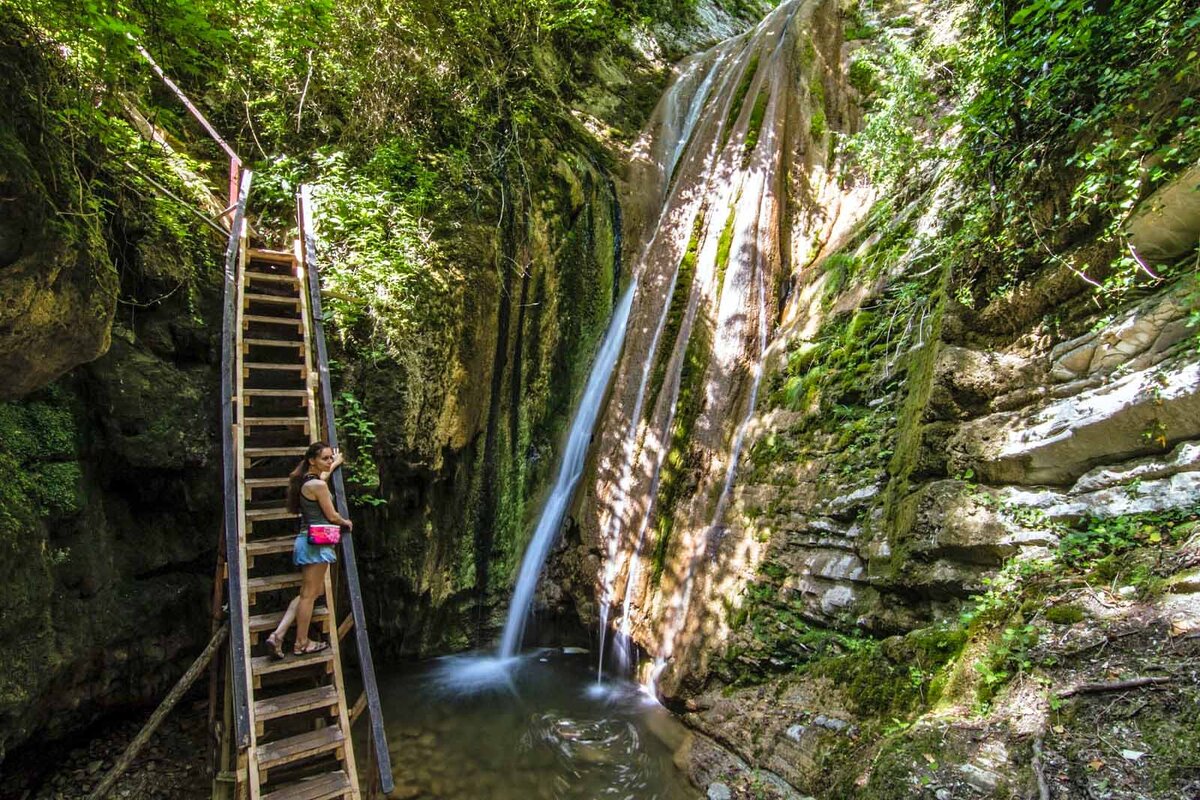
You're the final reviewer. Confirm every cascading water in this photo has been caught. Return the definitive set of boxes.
[594,38,748,681]
[477,0,846,700]
[497,282,637,659]
[585,0,835,692]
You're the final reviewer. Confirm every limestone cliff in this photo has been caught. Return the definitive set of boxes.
[549,0,1200,795]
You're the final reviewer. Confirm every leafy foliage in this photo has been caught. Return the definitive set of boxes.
[845,0,1200,317]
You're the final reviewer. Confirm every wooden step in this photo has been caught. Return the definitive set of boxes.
[245,271,299,285]
[245,416,310,428]
[245,293,301,308]
[246,477,291,490]
[249,604,329,633]
[247,248,296,264]
[245,338,304,349]
[244,314,303,329]
[246,506,299,523]
[255,685,340,724]
[243,389,309,401]
[248,573,303,595]
[245,363,306,372]
[245,446,309,458]
[261,770,351,800]
[251,646,335,677]
[257,726,345,772]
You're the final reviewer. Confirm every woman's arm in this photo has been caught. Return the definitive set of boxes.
[311,481,352,530]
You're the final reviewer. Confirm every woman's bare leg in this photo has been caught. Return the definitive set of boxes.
[295,563,328,650]
[270,595,301,644]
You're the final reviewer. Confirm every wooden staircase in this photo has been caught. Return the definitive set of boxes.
[118,49,392,800]
[213,176,393,800]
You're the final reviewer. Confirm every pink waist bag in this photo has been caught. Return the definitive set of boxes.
[307,524,342,546]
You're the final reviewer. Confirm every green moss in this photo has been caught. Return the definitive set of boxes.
[875,264,949,576]
[1140,701,1200,793]
[820,252,858,307]
[649,315,713,585]
[851,728,960,800]
[29,462,83,517]
[741,89,770,167]
[1044,604,1085,625]
[721,53,761,150]
[714,200,739,303]
[842,2,876,41]
[645,210,704,422]
[809,73,827,140]
[848,58,879,97]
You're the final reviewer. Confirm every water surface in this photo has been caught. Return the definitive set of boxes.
[373,648,699,800]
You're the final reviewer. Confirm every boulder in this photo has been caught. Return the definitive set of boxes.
[1125,161,1200,262]
[949,359,1200,485]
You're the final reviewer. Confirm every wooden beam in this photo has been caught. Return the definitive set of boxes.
[298,185,394,795]
[349,692,367,727]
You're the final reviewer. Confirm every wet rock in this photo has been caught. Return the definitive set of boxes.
[950,358,1200,485]
[1050,283,1195,383]
[1126,161,1200,262]
[958,763,1001,793]
[811,714,852,734]
[1167,568,1200,594]
[707,782,733,800]
[1000,471,1200,522]
[935,345,1034,411]
[1072,440,1200,493]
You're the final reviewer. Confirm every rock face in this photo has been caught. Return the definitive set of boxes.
[547,3,1200,794]
[0,292,223,764]
[0,21,118,399]
[0,19,228,762]
[565,0,867,694]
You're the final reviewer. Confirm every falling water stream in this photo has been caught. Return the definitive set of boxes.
[591,0,806,690]
[431,3,817,791]
[499,283,637,659]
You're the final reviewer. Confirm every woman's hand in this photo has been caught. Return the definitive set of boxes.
[330,449,346,472]
[341,518,353,531]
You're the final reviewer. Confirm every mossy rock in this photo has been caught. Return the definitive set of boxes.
[1044,603,1085,625]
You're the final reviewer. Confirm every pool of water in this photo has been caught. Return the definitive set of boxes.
[370,648,699,800]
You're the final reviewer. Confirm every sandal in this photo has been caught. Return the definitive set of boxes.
[293,639,329,656]
[265,633,286,661]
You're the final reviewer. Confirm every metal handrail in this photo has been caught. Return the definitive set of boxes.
[219,170,254,747]
[129,38,243,207]
[296,185,395,794]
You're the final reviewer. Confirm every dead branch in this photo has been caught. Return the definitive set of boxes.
[1057,676,1173,698]
[1031,737,1050,800]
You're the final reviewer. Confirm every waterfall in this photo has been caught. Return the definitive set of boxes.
[498,282,637,658]
[499,0,837,685]
[588,0,817,688]
[593,34,755,680]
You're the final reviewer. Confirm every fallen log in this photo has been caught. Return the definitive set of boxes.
[1057,675,1173,698]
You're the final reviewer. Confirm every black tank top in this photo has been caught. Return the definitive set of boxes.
[299,474,335,529]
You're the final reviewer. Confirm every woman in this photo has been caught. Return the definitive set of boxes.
[265,441,352,658]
